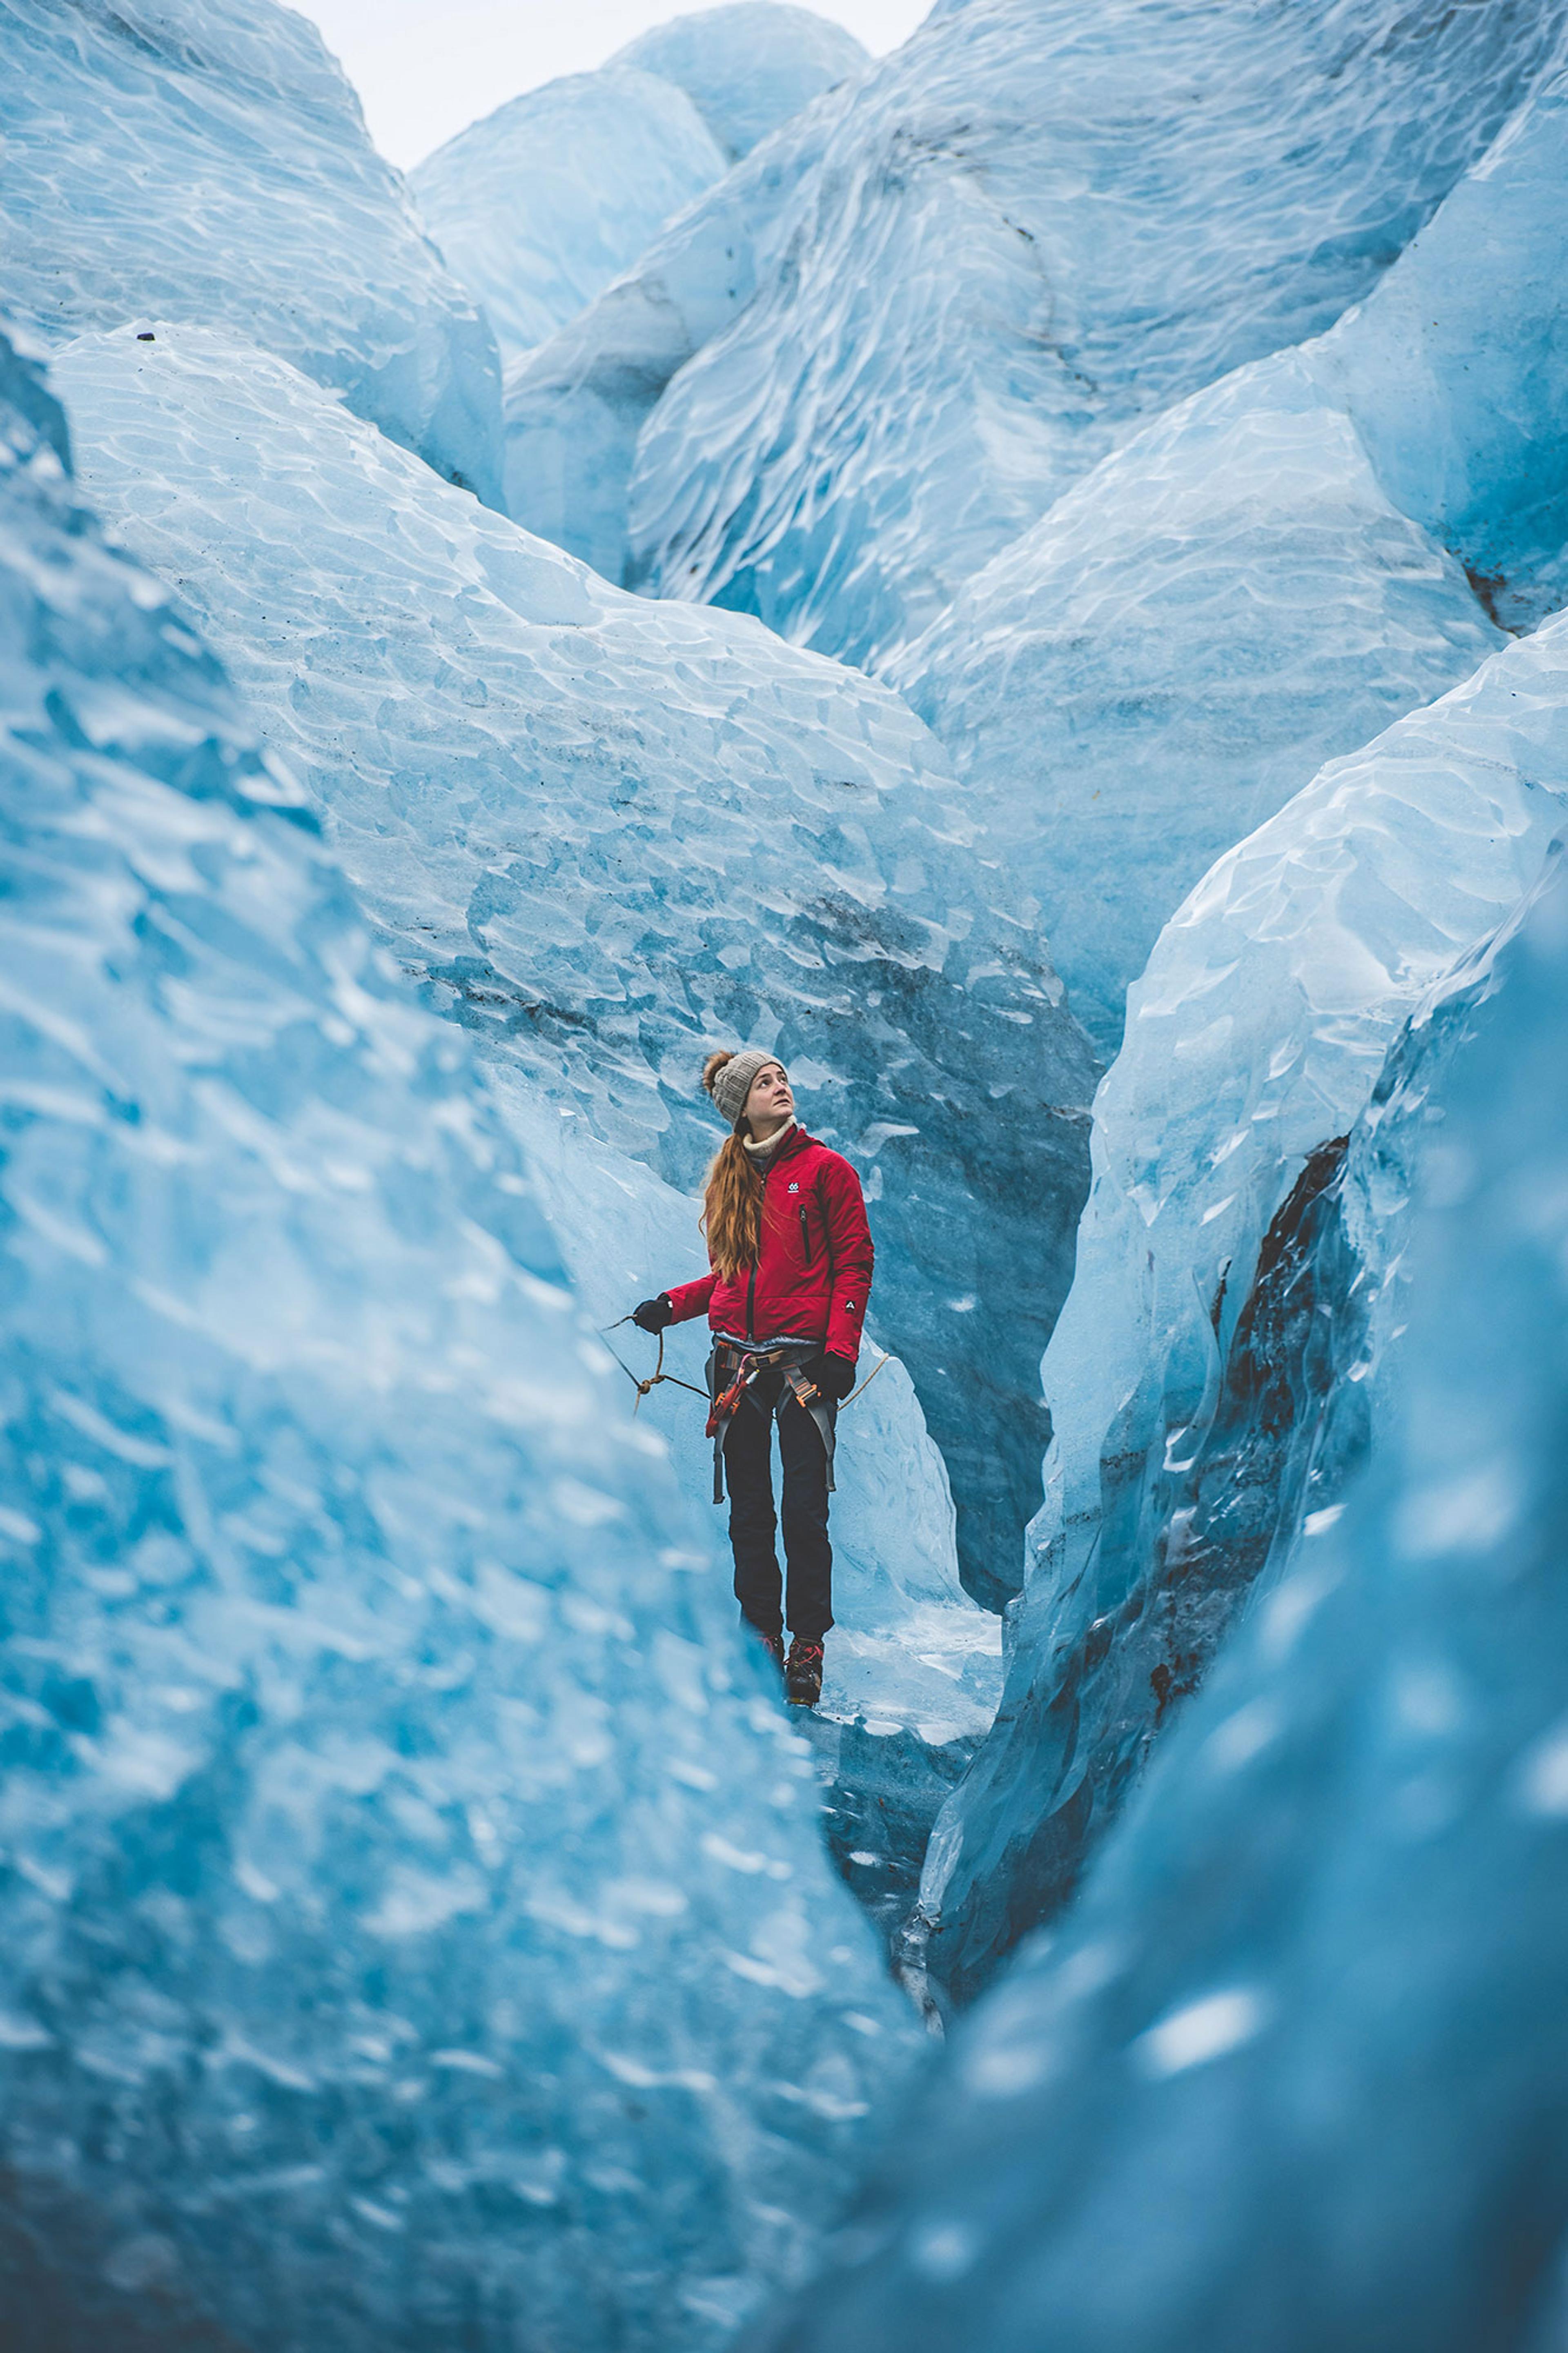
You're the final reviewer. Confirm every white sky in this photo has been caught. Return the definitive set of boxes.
[294,0,931,169]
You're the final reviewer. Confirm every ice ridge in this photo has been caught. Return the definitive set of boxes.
[895,48,1568,2003]
[911,602,1568,2005]
[1318,58,1568,633]
[626,0,1567,671]
[611,4,868,162]
[0,0,503,505]
[411,69,728,371]
[500,79,855,577]
[891,349,1503,1058]
[758,858,1568,2353]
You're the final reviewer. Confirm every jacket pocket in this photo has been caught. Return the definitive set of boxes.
[798,1205,813,1267]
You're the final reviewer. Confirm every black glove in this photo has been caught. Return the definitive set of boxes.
[632,1294,674,1335]
[806,1352,856,1403]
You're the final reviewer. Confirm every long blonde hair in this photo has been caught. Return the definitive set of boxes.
[700,1051,764,1278]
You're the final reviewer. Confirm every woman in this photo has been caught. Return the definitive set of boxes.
[632,1049,874,1707]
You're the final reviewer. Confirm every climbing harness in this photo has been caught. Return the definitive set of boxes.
[603,1319,891,1430]
[706,1348,772,1436]
[704,1336,837,1504]
[603,1284,893,1504]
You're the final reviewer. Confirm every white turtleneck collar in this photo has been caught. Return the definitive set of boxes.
[743,1117,796,1160]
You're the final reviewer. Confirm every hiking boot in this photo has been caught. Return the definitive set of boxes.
[784,1637,824,1708]
[753,1627,785,1675]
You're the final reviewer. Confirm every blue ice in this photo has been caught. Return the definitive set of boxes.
[411,69,728,370]
[1319,60,1568,632]
[0,323,922,2352]
[612,4,867,161]
[501,80,853,575]
[18,0,1568,2334]
[912,595,1568,2005]
[904,45,1568,2000]
[52,320,1083,1609]
[0,0,503,504]
[889,42,1568,1059]
[626,0,1567,670]
[757,856,1568,2353]
[891,350,1502,1057]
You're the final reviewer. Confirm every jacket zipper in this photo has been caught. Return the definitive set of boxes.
[747,1168,765,1338]
[799,1204,813,1266]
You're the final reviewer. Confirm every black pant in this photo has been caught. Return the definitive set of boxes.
[722,1372,834,1642]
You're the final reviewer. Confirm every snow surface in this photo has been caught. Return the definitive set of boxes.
[0,0,503,505]
[411,69,727,370]
[502,79,854,576]
[762,860,1568,2353]
[914,601,1568,2004]
[0,326,918,2353]
[627,0,1568,669]
[53,323,1085,1611]
[612,4,868,161]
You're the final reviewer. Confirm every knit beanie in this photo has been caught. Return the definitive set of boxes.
[703,1047,782,1128]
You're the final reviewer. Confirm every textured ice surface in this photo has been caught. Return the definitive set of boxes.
[0,330,920,2352]
[761,864,1568,2353]
[798,1707,996,1965]
[628,0,1566,669]
[911,609,1568,2004]
[57,323,1099,1606]
[0,0,502,506]
[893,351,1501,1057]
[1318,60,1568,633]
[501,81,853,576]
[892,41,1568,1059]
[884,53,1568,1977]
[612,4,867,160]
[411,69,727,370]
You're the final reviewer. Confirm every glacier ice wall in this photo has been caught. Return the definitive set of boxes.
[612,4,867,161]
[500,80,854,576]
[892,350,1501,1057]
[894,51,1568,1997]
[757,859,1568,2353]
[910,608,1568,2004]
[893,37,1568,1059]
[56,322,1100,1607]
[0,0,503,505]
[0,326,921,2353]
[411,69,727,370]
[627,0,1566,670]
[1319,60,1568,632]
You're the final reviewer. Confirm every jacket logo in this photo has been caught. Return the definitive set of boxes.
[788,1182,799,1193]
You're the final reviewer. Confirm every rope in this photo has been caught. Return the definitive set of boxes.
[599,1318,709,1415]
[842,1349,893,1409]
[602,1321,893,1416]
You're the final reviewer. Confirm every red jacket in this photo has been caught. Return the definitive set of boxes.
[665,1126,873,1363]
